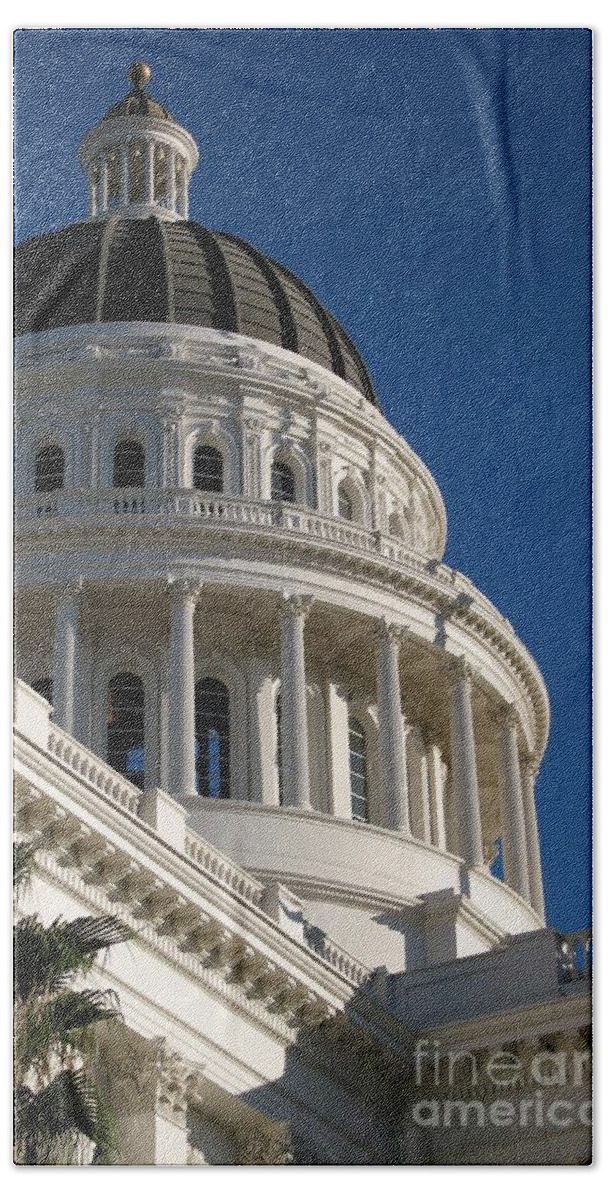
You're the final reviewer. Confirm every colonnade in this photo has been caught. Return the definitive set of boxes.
[49,581,545,917]
[88,140,188,220]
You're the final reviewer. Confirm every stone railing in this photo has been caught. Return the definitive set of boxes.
[183,830,265,907]
[16,680,379,996]
[16,487,511,624]
[302,923,371,988]
[556,928,592,984]
[47,726,141,815]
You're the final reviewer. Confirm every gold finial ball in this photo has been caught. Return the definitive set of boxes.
[128,62,151,90]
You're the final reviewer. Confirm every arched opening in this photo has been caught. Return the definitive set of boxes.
[154,145,169,206]
[348,716,369,822]
[193,444,224,493]
[128,143,146,203]
[31,677,53,705]
[107,672,145,788]
[389,510,406,539]
[337,483,354,521]
[113,439,145,489]
[271,459,296,503]
[195,678,230,798]
[107,148,121,207]
[35,445,64,493]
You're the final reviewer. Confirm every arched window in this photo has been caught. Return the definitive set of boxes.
[113,439,145,488]
[31,677,53,705]
[349,717,369,822]
[195,678,230,798]
[193,444,223,493]
[107,672,145,788]
[389,510,406,539]
[271,459,296,503]
[337,484,354,521]
[35,445,64,493]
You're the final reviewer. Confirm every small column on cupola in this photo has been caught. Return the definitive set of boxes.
[78,61,199,222]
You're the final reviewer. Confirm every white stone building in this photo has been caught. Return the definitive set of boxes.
[14,63,591,1165]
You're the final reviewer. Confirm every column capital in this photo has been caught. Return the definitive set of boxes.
[279,592,314,620]
[521,752,540,781]
[447,653,473,684]
[493,700,519,731]
[53,576,85,607]
[374,617,408,649]
[420,722,437,750]
[167,576,201,604]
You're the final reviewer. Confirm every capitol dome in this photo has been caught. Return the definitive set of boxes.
[14,217,377,404]
[14,61,549,991]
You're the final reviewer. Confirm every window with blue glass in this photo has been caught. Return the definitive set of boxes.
[35,444,64,493]
[271,459,296,503]
[275,690,284,805]
[107,672,145,788]
[337,484,354,521]
[195,678,230,798]
[349,717,369,822]
[193,444,223,493]
[113,439,145,488]
[31,677,53,705]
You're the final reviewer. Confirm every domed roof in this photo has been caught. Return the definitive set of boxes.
[14,216,377,404]
[101,61,176,124]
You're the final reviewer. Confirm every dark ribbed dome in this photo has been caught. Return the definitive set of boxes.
[14,216,377,404]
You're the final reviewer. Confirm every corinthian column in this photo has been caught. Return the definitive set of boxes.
[145,140,155,204]
[167,578,200,798]
[99,156,109,214]
[448,657,484,868]
[499,707,531,902]
[375,622,410,833]
[278,594,312,808]
[522,756,546,920]
[53,579,84,735]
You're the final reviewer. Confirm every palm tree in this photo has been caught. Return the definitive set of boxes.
[14,840,130,1165]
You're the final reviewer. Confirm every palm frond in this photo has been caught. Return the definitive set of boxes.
[14,914,129,1002]
[13,839,37,895]
[16,989,122,1070]
[15,1069,99,1163]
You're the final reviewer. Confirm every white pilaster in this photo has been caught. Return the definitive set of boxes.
[448,657,484,868]
[314,436,335,514]
[325,682,353,819]
[522,756,546,920]
[247,659,279,805]
[499,707,532,903]
[407,731,432,842]
[242,417,263,498]
[278,594,312,809]
[426,741,447,850]
[145,140,155,205]
[168,147,177,214]
[167,578,200,798]
[99,155,108,214]
[375,622,410,833]
[120,146,130,206]
[52,579,83,735]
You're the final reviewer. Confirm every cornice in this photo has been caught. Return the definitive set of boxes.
[14,735,402,1047]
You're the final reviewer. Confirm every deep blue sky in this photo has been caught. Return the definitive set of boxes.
[14,28,592,931]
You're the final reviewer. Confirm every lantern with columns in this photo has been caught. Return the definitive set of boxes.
[14,64,548,973]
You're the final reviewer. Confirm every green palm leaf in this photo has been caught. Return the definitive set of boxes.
[14,914,129,1001]
[14,838,131,1164]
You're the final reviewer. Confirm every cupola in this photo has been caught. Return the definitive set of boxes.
[77,62,199,221]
